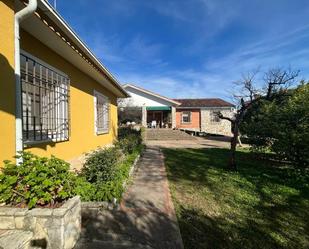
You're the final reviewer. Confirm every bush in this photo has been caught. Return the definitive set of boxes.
[81,147,123,183]
[270,83,309,166]
[118,127,142,140]
[241,82,309,166]
[117,127,143,154]
[116,134,142,154]
[0,152,75,208]
[75,149,141,202]
[72,176,96,202]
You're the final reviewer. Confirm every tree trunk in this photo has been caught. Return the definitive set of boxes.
[237,134,243,147]
[229,122,238,171]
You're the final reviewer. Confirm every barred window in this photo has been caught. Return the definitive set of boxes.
[210,110,221,123]
[21,53,70,143]
[181,111,191,123]
[94,91,109,134]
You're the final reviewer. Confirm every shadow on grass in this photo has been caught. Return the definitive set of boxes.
[163,148,309,249]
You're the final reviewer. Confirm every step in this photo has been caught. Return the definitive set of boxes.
[0,230,33,249]
[145,129,195,140]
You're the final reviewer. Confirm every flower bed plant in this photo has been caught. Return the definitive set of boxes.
[0,127,144,207]
[0,152,81,248]
[0,152,76,209]
[74,127,144,202]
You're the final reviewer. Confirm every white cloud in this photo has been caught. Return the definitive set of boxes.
[68,0,309,101]
[117,26,309,101]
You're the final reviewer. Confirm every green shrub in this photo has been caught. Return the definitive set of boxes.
[93,181,123,201]
[75,147,142,202]
[0,152,75,208]
[116,134,142,154]
[241,83,309,166]
[81,147,123,183]
[117,127,143,154]
[74,127,144,202]
[118,127,142,140]
[72,176,96,202]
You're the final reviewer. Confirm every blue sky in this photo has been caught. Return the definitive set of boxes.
[49,0,309,100]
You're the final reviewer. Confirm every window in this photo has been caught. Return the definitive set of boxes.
[21,53,70,143]
[94,91,109,134]
[181,111,191,123]
[210,110,221,123]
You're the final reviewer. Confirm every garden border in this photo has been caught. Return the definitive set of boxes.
[81,152,141,211]
[0,196,81,249]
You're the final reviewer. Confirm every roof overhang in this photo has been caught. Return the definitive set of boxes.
[177,106,234,109]
[18,0,129,98]
[123,84,181,106]
[146,106,171,111]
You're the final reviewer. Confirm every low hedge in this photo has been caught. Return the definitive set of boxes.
[74,148,142,202]
[81,147,123,183]
[75,127,144,202]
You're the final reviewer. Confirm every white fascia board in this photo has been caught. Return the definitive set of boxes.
[123,84,181,106]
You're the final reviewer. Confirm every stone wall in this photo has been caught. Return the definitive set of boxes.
[200,108,234,136]
[142,106,147,127]
[0,196,81,249]
[171,106,176,128]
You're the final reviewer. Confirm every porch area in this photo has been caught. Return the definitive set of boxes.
[142,106,176,129]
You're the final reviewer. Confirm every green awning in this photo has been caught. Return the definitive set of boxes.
[146,106,171,111]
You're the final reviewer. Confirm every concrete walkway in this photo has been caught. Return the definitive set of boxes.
[146,135,231,149]
[75,147,183,249]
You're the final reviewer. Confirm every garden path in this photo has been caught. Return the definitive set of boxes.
[75,146,183,249]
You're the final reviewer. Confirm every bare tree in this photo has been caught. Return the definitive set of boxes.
[216,68,299,171]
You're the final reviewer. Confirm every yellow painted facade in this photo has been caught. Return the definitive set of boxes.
[20,30,118,161]
[0,0,16,164]
[0,0,120,166]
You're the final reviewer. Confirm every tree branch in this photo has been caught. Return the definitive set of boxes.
[215,112,234,123]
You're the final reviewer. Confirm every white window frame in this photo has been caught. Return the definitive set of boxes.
[94,90,110,135]
[181,111,191,123]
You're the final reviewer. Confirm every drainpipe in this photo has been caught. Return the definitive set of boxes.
[15,0,38,163]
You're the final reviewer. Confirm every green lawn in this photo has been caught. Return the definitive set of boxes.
[163,148,309,249]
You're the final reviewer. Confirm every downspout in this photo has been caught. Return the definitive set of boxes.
[15,0,38,163]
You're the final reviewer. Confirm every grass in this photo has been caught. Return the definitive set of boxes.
[163,148,309,249]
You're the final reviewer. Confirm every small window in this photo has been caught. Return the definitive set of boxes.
[21,53,70,143]
[181,111,191,123]
[210,111,221,123]
[94,91,109,134]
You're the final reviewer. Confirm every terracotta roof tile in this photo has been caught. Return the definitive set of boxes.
[174,98,234,108]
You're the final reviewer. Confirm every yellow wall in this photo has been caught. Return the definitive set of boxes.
[0,0,16,165]
[20,30,118,162]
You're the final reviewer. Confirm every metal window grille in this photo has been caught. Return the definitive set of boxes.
[95,92,109,134]
[210,110,221,123]
[181,111,191,123]
[20,53,70,143]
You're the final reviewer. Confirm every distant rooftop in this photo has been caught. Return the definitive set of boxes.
[174,98,234,108]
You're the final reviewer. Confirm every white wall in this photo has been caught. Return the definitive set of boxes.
[119,86,174,107]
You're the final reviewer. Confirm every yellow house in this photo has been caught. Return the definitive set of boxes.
[0,0,129,168]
